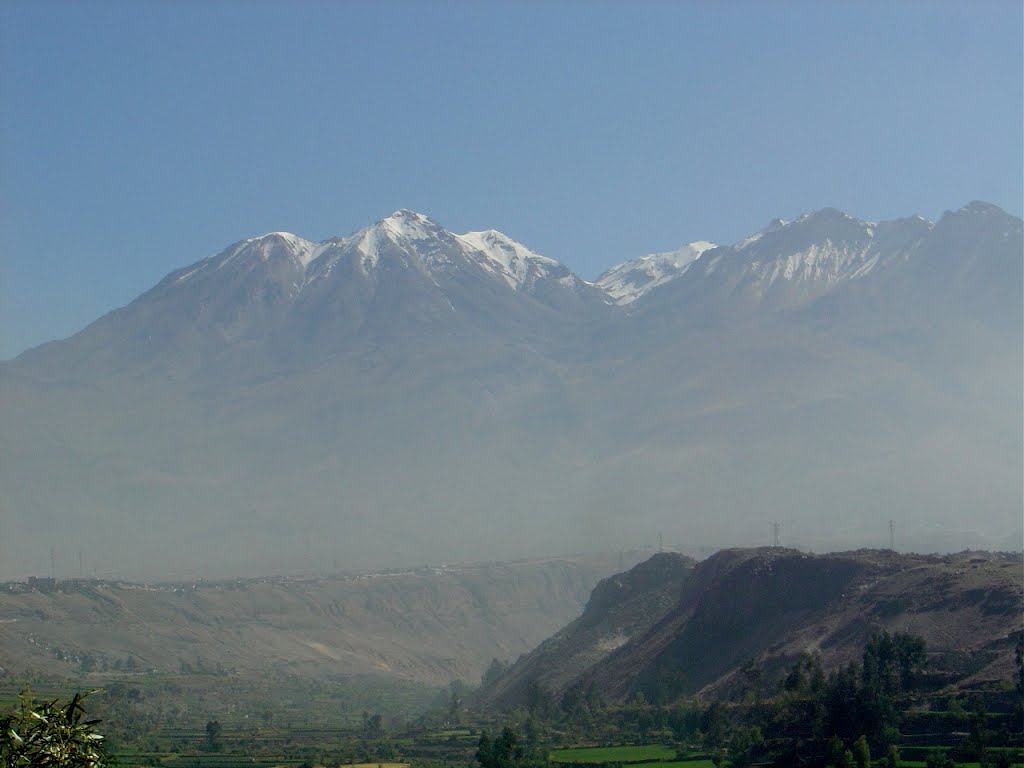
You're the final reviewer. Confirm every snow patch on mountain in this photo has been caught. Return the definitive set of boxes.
[456,230,561,289]
[377,210,437,241]
[745,240,878,287]
[172,264,204,285]
[170,232,324,287]
[167,211,599,304]
[597,241,717,304]
[262,232,325,268]
[683,209,931,307]
[354,210,433,269]
[162,205,948,317]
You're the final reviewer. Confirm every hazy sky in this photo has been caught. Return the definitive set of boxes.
[1,0,1021,360]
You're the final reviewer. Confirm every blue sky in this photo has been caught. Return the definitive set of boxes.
[1,0,1021,359]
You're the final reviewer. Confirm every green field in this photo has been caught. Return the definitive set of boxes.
[550,745,678,763]
[549,746,1024,768]
[153,758,302,768]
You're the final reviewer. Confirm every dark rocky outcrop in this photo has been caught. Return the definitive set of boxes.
[480,548,1024,708]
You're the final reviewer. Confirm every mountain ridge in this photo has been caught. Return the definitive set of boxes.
[12,201,1017,370]
[0,201,1019,579]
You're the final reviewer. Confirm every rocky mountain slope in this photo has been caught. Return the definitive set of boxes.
[0,203,1019,578]
[474,552,694,709]
[479,548,1024,709]
[0,551,645,685]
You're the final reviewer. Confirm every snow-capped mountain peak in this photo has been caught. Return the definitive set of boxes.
[166,230,325,289]
[671,207,941,311]
[248,231,324,268]
[375,209,439,241]
[596,241,717,305]
[152,203,992,330]
[456,229,563,289]
[337,210,451,270]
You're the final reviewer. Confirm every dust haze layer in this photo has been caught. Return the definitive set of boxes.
[0,203,1020,579]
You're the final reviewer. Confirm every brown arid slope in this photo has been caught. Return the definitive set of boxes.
[475,552,695,709]
[0,552,646,686]
[481,548,1023,709]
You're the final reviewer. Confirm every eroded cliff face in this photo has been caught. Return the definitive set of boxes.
[480,548,1024,708]
[474,552,695,709]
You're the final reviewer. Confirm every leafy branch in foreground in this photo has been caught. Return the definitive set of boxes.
[0,688,109,768]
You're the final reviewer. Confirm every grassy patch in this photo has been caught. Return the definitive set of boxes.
[156,757,301,768]
[550,745,677,763]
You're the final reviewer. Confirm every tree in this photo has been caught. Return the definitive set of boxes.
[1013,633,1024,726]
[522,716,547,766]
[477,722,547,768]
[924,749,955,768]
[783,656,807,695]
[738,658,763,704]
[851,735,870,768]
[824,663,860,739]
[363,712,384,739]
[826,736,848,768]
[478,727,521,768]
[477,730,493,768]
[727,725,763,767]
[447,686,461,726]
[0,688,109,768]
[204,719,222,752]
[651,663,688,705]
[816,631,928,753]
[526,679,553,720]
[491,726,521,768]
[481,658,509,688]
[965,701,990,762]
[701,701,727,750]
